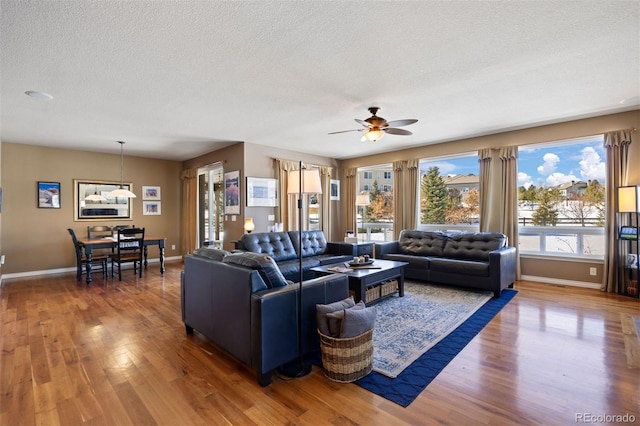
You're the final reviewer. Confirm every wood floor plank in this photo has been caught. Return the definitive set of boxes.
[1,262,638,425]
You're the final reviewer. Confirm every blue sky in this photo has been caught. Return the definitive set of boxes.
[420,135,606,189]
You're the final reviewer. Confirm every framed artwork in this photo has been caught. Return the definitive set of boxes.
[143,201,161,215]
[38,181,61,208]
[246,177,278,207]
[142,186,161,200]
[74,179,133,221]
[224,170,241,215]
[330,179,340,201]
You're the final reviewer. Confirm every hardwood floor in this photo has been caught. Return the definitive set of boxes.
[1,262,638,425]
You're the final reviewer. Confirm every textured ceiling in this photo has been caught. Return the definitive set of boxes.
[1,1,639,161]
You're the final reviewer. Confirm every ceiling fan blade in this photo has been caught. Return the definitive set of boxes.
[328,129,362,135]
[386,119,418,127]
[384,128,413,136]
[355,119,371,127]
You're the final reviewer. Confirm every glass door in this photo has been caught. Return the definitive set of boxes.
[198,163,224,248]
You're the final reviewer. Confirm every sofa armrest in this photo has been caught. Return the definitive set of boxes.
[489,246,517,296]
[326,242,356,256]
[250,273,349,378]
[374,241,400,258]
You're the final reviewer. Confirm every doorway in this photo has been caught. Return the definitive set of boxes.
[198,163,224,249]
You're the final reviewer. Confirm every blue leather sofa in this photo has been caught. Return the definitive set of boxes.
[235,230,355,281]
[375,229,516,297]
[181,249,349,386]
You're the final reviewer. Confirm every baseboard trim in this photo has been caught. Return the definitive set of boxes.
[1,256,183,281]
[520,274,601,289]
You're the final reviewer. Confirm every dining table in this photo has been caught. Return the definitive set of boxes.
[77,235,166,283]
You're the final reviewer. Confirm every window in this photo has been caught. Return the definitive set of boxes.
[419,153,480,230]
[518,136,606,258]
[357,165,394,242]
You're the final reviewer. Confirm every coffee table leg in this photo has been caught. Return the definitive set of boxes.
[398,272,405,297]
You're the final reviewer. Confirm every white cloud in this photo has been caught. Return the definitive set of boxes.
[518,172,533,188]
[579,146,606,182]
[422,161,457,175]
[545,172,579,187]
[537,153,560,176]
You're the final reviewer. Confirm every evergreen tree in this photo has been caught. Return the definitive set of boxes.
[420,167,448,224]
[531,187,560,226]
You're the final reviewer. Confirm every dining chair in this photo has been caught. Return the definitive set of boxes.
[110,227,145,281]
[67,228,108,281]
[87,225,112,239]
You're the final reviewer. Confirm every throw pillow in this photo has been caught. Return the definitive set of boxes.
[316,297,355,336]
[340,306,376,338]
[222,252,288,288]
[192,247,230,261]
[325,301,366,337]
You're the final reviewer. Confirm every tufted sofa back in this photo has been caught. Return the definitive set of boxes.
[289,230,328,257]
[398,229,447,257]
[239,232,298,262]
[442,232,507,261]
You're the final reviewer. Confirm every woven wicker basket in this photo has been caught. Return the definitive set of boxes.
[318,328,374,383]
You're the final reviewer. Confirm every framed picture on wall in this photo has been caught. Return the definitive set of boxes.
[224,170,241,215]
[330,179,340,201]
[143,201,161,215]
[246,177,277,207]
[38,181,61,208]
[142,186,161,200]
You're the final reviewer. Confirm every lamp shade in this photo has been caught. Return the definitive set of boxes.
[356,194,370,206]
[244,217,255,233]
[362,129,385,142]
[85,193,107,202]
[287,169,323,195]
[618,185,639,212]
[109,188,137,198]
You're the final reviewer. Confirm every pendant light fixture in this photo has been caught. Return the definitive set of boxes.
[85,185,107,202]
[109,141,137,198]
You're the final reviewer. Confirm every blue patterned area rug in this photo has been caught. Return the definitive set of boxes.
[353,283,518,407]
[373,283,493,378]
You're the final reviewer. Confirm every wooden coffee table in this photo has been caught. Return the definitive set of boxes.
[311,259,408,305]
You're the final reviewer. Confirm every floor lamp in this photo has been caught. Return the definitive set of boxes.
[356,194,370,243]
[281,161,323,378]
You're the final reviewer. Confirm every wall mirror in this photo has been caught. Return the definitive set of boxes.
[74,179,133,221]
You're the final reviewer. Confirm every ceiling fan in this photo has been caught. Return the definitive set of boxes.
[328,107,418,142]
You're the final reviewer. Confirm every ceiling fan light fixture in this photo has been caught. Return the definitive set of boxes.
[363,129,385,142]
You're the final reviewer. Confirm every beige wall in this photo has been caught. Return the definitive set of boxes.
[183,142,341,249]
[1,143,182,275]
[340,110,640,285]
[2,110,638,281]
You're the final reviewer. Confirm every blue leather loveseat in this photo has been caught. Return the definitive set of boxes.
[375,229,516,297]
